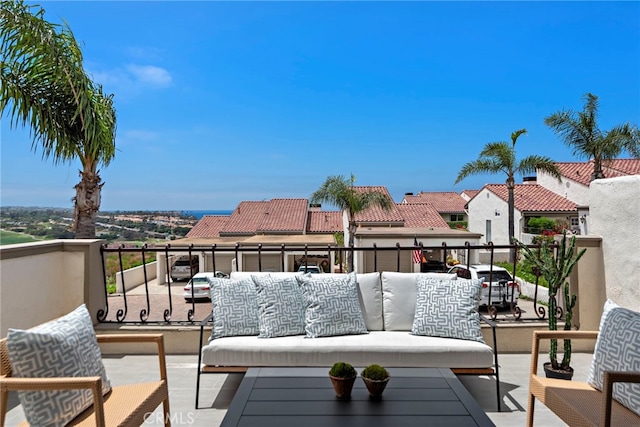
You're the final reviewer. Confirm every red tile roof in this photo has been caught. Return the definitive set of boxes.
[185,215,229,238]
[220,199,309,235]
[307,211,343,233]
[484,184,577,212]
[256,198,308,233]
[395,204,450,228]
[352,186,404,223]
[554,159,640,186]
[220,201,270,235]
[403,191,467,213]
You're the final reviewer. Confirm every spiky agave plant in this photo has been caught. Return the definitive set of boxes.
[516,231,586,370]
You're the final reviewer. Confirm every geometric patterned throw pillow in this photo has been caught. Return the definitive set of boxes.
[296,273,368,338]
[586,306,640,417]
[251,274,305,338]
[411,278,485,343]
[6,304,111,427]
[210,277,259,340]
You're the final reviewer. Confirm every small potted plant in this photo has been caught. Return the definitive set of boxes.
[516,231,586,380]
[360,364,390,399]
[329,362,357,400]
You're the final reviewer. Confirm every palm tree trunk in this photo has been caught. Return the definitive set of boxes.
[347,221,357,272]
[507,178,516,263]
[591,155,605,181]
[73,169,103,238]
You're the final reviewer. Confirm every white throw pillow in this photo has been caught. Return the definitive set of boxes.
[251,274,305,338]
[6,304,111,427]
[296,273,368,338]
[411,278,485,343]
[209,277,259,339]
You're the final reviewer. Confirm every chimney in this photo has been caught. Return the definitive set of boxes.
[523,176,537,185]
[309,203,322,212]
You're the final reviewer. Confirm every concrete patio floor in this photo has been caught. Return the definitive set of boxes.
[3,351,594,426]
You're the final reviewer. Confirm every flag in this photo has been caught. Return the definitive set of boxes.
[412,237,422,264]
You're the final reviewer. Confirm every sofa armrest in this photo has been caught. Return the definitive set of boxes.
[0,376,106,426]
[601,371,640,427]
[96,334,167,382]
[529,330,599,376]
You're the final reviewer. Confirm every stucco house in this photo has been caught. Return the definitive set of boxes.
[465,183,578,261]
[536,159,640,234]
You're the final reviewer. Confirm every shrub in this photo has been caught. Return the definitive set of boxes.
[329,362,356,378]
[361,364,389,380]
[527,217,556,234]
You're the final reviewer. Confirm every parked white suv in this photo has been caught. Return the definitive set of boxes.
[447,264,519,308]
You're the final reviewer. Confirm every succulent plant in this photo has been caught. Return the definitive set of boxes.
[515,231,586,371]
[361,364,389,381]
[329,362,356,378]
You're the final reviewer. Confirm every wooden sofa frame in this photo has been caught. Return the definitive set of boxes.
[527,330,640,427]
[195,312,502,411]
[0,334,171,427]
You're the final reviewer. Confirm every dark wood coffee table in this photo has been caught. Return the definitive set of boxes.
[221,367,495,426]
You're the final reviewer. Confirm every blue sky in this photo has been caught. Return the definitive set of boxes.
[1,1,639,211]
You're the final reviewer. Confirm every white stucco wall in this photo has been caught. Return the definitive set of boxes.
[467,189,516,245]
[538,170,590,205]
[589,175,640,310]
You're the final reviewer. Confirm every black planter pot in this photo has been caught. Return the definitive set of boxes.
[543,362,574,380]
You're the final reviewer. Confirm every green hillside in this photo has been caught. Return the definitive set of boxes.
[0,230,40,245]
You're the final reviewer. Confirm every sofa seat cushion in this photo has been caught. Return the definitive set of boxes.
[201,331,493,368]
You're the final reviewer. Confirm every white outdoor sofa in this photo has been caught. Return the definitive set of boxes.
[195,271,501,410]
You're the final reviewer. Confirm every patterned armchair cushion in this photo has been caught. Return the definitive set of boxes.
[6,304,111,427]
[251,274,305,338]
[210,277,259,339]
[411,278,485,342]
[587,305,640,417]
[296,273,369,338]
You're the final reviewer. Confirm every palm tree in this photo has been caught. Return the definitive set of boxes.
[0,0,117,238]
[311,174,392,271]
[454,129,561,262]
[545,92,640,181]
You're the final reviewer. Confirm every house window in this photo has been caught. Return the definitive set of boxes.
[450,214,464,222]
[485,220,492,243]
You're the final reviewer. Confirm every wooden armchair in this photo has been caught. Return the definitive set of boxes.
[1,334,171,427]
[527,330,640,427]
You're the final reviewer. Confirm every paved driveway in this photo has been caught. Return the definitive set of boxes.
[102,279,212,324]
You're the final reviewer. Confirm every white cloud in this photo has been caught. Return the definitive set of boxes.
[87,64,172,97]
[126,65,172,87]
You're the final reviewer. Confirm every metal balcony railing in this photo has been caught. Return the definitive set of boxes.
[99,242,554,326]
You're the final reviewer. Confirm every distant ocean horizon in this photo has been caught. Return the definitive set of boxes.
[182,210,233,219]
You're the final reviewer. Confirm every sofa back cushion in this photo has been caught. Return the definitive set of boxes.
[587,304,640,417]
[381,272,457,330]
